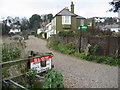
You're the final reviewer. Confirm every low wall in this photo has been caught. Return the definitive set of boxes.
[49,35,120,56]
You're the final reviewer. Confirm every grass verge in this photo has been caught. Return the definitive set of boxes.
[48,40,119,66]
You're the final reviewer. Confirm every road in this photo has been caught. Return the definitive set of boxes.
[25,35,118,88]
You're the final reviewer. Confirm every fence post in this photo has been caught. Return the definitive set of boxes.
[78,37,81,53]
[106,36,110,56]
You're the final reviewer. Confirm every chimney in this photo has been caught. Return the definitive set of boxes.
[71,1,74,13]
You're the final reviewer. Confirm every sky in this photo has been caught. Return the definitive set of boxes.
[0,0,118,19]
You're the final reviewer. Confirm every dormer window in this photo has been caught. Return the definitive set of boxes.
[62,16,71,24]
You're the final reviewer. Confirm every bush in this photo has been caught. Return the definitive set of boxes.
[2,43,21,62]
[58,31,75,37]
[48,41,77,55]
[105,57,118,66]
[43,70,64,88]
[90,44,99,55]
[58,42,76,55]
[79,54,119,66]
[49,41,60,50]
[73,52,81,57]
[31,31,36,35]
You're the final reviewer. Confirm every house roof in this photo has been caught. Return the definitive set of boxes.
[76,15,85,19]
[55,8,85,19]
[56,8,77,16]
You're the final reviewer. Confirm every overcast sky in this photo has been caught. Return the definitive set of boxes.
[0,0,118,19]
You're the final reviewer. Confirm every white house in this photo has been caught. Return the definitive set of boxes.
[37,28,44,34]
[9,29,21,34]
[45,23,56,39]
[99,24,120,32]
[110,24,120,32]
[37,23,56,39]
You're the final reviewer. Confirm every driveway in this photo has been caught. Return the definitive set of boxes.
[25,35,118,88]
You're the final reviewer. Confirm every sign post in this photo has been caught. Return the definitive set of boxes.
[78,26,87,30]
[78,26,88,37]
[30,55,53,73]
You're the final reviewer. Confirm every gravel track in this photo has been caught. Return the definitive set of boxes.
[25,35,118,88]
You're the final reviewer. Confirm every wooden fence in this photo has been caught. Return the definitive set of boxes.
[2,58,30,81]
[2,53,53,80]
[1,53,53,89]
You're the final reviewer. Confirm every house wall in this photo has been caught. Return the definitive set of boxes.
[56,16,78,32]
[76,19,80,29]
[85,19,94,27]
[56,16,62,32]
[51,18,57,32]
[52,15,95,33]
[37,29,42,34]
[71,16,77,30]
[111,28,120,32]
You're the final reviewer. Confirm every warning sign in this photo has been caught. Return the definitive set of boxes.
[30,55,53,73]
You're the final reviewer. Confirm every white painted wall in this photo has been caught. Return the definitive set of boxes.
[9,29,21,33]
[111,28,120,32]
[37,28,42,34]
[37,23,57,39]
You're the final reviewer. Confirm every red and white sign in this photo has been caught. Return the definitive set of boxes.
[30,55,53,73]
[30,55,52,63]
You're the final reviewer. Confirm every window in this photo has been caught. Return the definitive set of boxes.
[62,16,71,24]
[80,19,84,26]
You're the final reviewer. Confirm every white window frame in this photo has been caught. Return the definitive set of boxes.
[62,16,71,25]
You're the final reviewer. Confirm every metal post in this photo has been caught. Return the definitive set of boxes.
[8,80,28,90]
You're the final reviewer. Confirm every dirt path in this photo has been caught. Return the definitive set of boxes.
[25,35,118,88]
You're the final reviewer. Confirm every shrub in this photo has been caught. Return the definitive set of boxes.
[92,55,106,63]
[73,52,81,57]
[49,41,60,50]
[43,70,64,88]
[79,54,119,66]
[58,42,76,55]
[105,57,118,66]
[90,44,99,55]
[97,32,106,37]
[58,31,75,37]
[2,43,21,62]
[26,69,37,89]
[31,31,36,35]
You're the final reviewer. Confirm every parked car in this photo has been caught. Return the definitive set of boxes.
[9,35,24,40]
